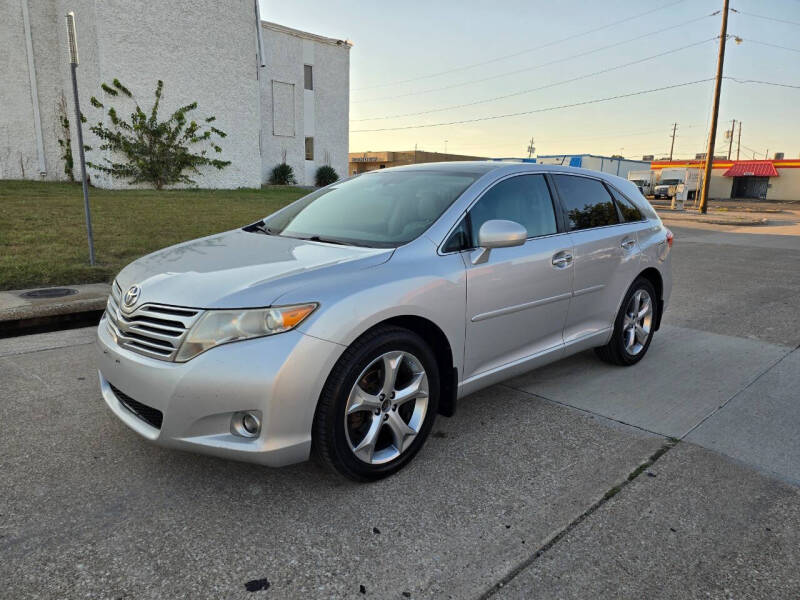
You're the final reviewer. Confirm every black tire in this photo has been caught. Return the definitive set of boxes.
[312,325,439,482]
[595,277,658,366]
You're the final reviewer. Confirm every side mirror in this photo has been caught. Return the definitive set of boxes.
[472,219,527,264]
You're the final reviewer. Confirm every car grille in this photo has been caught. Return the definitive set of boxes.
[105,280,202,362]
[110,383,163,429]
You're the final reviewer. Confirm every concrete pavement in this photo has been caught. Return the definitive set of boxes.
[495,443,800,600]
[0,333,665,599]
[2,219,799,598]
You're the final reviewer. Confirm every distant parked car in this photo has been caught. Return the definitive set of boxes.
[97,162,673,481]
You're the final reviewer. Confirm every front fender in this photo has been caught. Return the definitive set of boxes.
[275,246,467,377]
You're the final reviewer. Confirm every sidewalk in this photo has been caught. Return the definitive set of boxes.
[654,207,769,226]
[0,283,109,330]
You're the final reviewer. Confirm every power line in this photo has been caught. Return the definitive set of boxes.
[732,8,800,28]
[737,38,800,54]
[352,38,717,122]
[725,76,800,90]
[352,12,715,103]
[352,0,688,91]
[350,79,715,133]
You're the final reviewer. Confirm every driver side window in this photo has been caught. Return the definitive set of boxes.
[467,174,558,248]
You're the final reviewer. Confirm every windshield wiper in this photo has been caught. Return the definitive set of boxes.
[296,235,349,246]
[243,220,277,235]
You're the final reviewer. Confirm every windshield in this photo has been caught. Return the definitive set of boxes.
[261,170,479,247]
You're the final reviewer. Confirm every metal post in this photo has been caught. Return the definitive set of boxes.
[66,12,95,266]
[698,0,729,214]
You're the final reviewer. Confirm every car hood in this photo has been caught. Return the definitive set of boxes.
[115,229,393,309]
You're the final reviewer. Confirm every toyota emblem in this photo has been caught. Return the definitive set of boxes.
[123,285,141,308]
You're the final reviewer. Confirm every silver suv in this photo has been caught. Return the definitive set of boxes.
[97,162,672,481]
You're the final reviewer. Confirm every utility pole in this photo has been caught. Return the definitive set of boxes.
[66,11,95,266]
[736,121,741,160]
[669,123,677,161]
[727,119,736,160]
[698,0,729,214]
[527,137,536,159]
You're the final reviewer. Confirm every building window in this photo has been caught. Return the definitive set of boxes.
[304,65,313,90]
[305,137,314,160]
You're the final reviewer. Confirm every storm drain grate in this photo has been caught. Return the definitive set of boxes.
[20,288,79,299]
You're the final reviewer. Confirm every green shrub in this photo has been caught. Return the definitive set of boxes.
[269,162,296,185]
[315,165,339,187]
[86,79,230,189]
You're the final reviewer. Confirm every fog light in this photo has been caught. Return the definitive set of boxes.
[231,411,261,438]
[242,413,259,434]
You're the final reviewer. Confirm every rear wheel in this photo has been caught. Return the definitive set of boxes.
[595,278,658,366]
[312,326,439,481]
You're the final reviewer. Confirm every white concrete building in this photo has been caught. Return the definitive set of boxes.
[1,0,351,188]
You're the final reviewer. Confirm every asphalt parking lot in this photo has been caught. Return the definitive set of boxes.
[2,215,800,599]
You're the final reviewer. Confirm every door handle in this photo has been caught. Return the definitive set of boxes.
[552,252,573,268]
[620,238,636,250]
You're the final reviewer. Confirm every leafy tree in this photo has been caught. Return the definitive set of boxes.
[315,165,339,187]
[87,79,230,189]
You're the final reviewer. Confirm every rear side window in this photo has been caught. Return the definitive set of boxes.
[468,174,558,243]
[552,175,620,231]
[607,185,644,222]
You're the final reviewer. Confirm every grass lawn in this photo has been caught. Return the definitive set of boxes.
[0,180,307,291]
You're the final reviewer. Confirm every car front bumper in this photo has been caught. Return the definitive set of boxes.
[96,313,344,467]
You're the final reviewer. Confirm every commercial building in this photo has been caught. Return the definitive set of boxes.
[536,154,651,179]
[651,159,800,201]
[348,150,486,175]
[2,0,350,188]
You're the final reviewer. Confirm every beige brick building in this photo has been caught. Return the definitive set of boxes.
[348,150,486,175]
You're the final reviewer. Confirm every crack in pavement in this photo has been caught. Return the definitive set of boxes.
[479,438,679,599]
[501,383,667,439]
[680,344,800,440]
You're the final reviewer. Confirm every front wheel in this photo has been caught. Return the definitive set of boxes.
[595,278,658,366]
[312,326,439,481]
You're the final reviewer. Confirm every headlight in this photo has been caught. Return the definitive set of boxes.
[175,303,317,362]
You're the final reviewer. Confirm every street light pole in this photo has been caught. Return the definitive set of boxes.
[66,11,95,266]
[698,0,729,215]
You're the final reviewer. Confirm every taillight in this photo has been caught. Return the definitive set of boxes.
[665,229,674,249]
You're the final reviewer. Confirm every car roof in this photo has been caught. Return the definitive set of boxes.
[372,161,632,185]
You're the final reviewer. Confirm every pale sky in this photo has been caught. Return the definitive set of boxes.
[259,0,800,160]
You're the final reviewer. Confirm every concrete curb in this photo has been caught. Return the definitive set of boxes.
[0,283,109,335]
[655,210,768,226]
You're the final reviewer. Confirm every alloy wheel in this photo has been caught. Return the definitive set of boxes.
[622,289,653,356]
[344,351,429,465]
